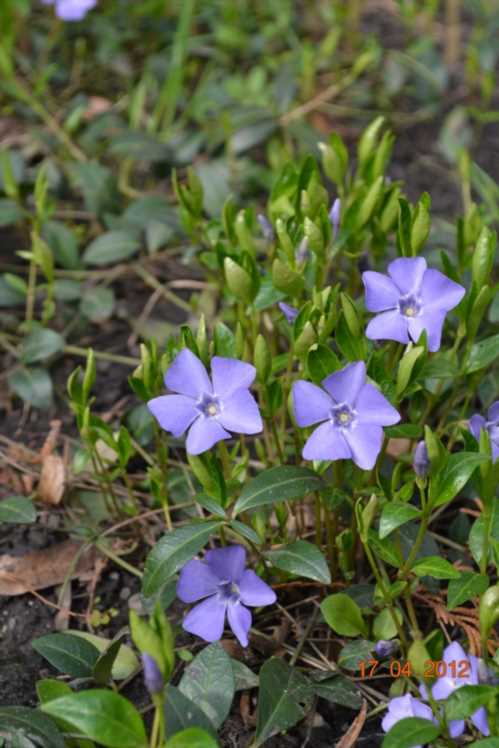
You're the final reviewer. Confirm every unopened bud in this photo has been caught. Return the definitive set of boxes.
[257,214,274,242]
[329,198,341,237]
[413,441,430,478]
[375,640,398,659]
[141,653,164,695]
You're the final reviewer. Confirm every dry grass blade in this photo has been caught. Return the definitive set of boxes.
[335,699,367,748]
[38,454,65,505]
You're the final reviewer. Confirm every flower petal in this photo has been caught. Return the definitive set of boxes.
[355,384,400,426]
[211,357,256,398]
[165,348,212,399]
[147,394,198,437]
[218,389,263,434]
[448,721,465,739]
[177,559,220,603]
[278,302,299,323]
[362,271,400,312]
[182,595,227,642]
[469,414,486,442]
[388,257,427,294]
[366,310,410,344]
[322,361,366,406]
[471,707,490,736]
[442,642,467,669]
[432,676,456,701]
[205,545,246,583]
[488,401,499,423]
[292,381,333,427]
[227,602,252,647]
[344,424,383,470]
[239,570,276,607]
[302,422,351,462]
[419,269,465,311]
[407,311,446,352]
[185,417,230,455]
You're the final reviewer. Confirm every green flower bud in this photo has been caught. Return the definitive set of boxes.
[254,334,271,383]
[224,257,254,303]
[272,258,304,296]
[479,584,499,647]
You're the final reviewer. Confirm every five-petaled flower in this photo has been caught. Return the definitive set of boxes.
[382,693,436,745]
[362,257,465,352]
[41,0,97,20]
[292,361,400,469]
[148,349,263,455]
[177,545,276,647]
[469,400,499,463]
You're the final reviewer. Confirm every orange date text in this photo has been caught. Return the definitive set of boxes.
[359,659,470,679]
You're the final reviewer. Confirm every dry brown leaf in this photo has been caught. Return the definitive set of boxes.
[40,420,62,459]
[386,438,411,458]
[335,700,367,748]
[0,541,98,596]
[38,454,65,505]
[83,96,113,121]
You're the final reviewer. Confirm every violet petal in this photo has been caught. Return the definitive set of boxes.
[182,595,227,642]
[302,422,351,461]
[239,570,276,607]
[164,348,212,399]
[218,389,263,434]
[227,601,252,647]
[292,380,333,427]
[388,257,427,295]
[147,394,198,437]
[185,417,230,455]
[176,559,220,603]
[343,424,383,470]
[211,357,256,398]
[321,361,366,406]
[205,545,246,583]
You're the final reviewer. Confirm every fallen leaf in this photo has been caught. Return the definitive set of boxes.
[335,700,367,748]
[386,438,411,458]
[83,96,113,121]
[38,454,65,505]
[0,541,98,596]
[40,420,62,459]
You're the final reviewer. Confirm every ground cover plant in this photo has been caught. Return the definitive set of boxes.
[0,1,498,747]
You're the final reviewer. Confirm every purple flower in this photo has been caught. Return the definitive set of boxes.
[296,237,309,263]
[413,441,430,477]
[141,653,164,695]
[375,639,398,659]
[469,401,499,463]
[431,642,489,737]
[382,694,436,745]
[257,214,274,242]
[278,302,299,324]
[41,0,97,20]
[329,198,341,237]
[148,349,263,455]
[177,545,276,647]
[362,257,465,352]
[292,361,400,470]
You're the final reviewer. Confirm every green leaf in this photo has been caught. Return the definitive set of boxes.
[42,220,80,270]
[142,521,222,597]
[432,452,488,507]
[164,687,216,739]
[411,556,460,579]
[307,345,340,384]
[447,572,489,610]
[321,593,368,637]
[41,690,147,748]
[179,643,235,729]
[36,679,72,704]
[0,707,64,748]
[309,673,362,708]
[338,640,374,671]
[233,466,322,515]
[8,367,53,409]
[32,633,100,678]
[165,728,219,748]
[382,717,440,748]
[373,608,402,640]
[264,540,331,584]
[231,659,259,691]
[379,502,421,539]
[466,334,499,374]
[255,658,311,746]
[83,231,141,266]
[445,685,498,720]
[80,286,115,322]
[0,496,36,524]
[468,739,499,747]
[0,198,23,226]
[22,328,65,364]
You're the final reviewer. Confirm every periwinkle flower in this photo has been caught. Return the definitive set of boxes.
[362,257,465,352]
[292,361,400,470]
[413,441,430,477]
[141,653,164,695]
[469,401,499,463]
[41,0,97,20]
[278,302,299,324]
[148,349,262,455]
[382,694,436,745]
[257,214,275,242]
[177,545,276,647]
[431,642,489,737]
[329,197,341,237]
[375,639,398,659]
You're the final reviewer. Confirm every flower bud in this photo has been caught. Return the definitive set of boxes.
[257,214,274,242]
[413,441,430,477]
[141,653,164,695]
[329,198,341,237]
[278,302,299,324]
[375,639,398,659]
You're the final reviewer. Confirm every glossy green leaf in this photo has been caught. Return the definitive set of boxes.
[142,521,222,596]
[373,608,402,640]
[307,345,340,384]
[382,717,440,748]
[411,556,460,579]
[165,728,219,748]
[22,328,65,364]
[231,659,259,691]
[32,633,100,678]
[0,496,36,524]
[164,686,216,739]
[265,540,331,583]
[255,658,311,746]
[41,690,147,748]
[445,685,498,721]
[0,707,64,748]
[447,572,489,610]
[321,593,368,637]
[338,640,375,671]
[468,739,499,747]
[379,502,421,539]
[8,367,53,409]
[36,679,72,704]
[432,452,488,508]
[0,198,23,226]
[80,287,115,322]
[234,466,322,515]
[465,334,499,374]
[179,643,235,729]
[67,632,139,680]
[83,231,141,266]
[309,673,362,708]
